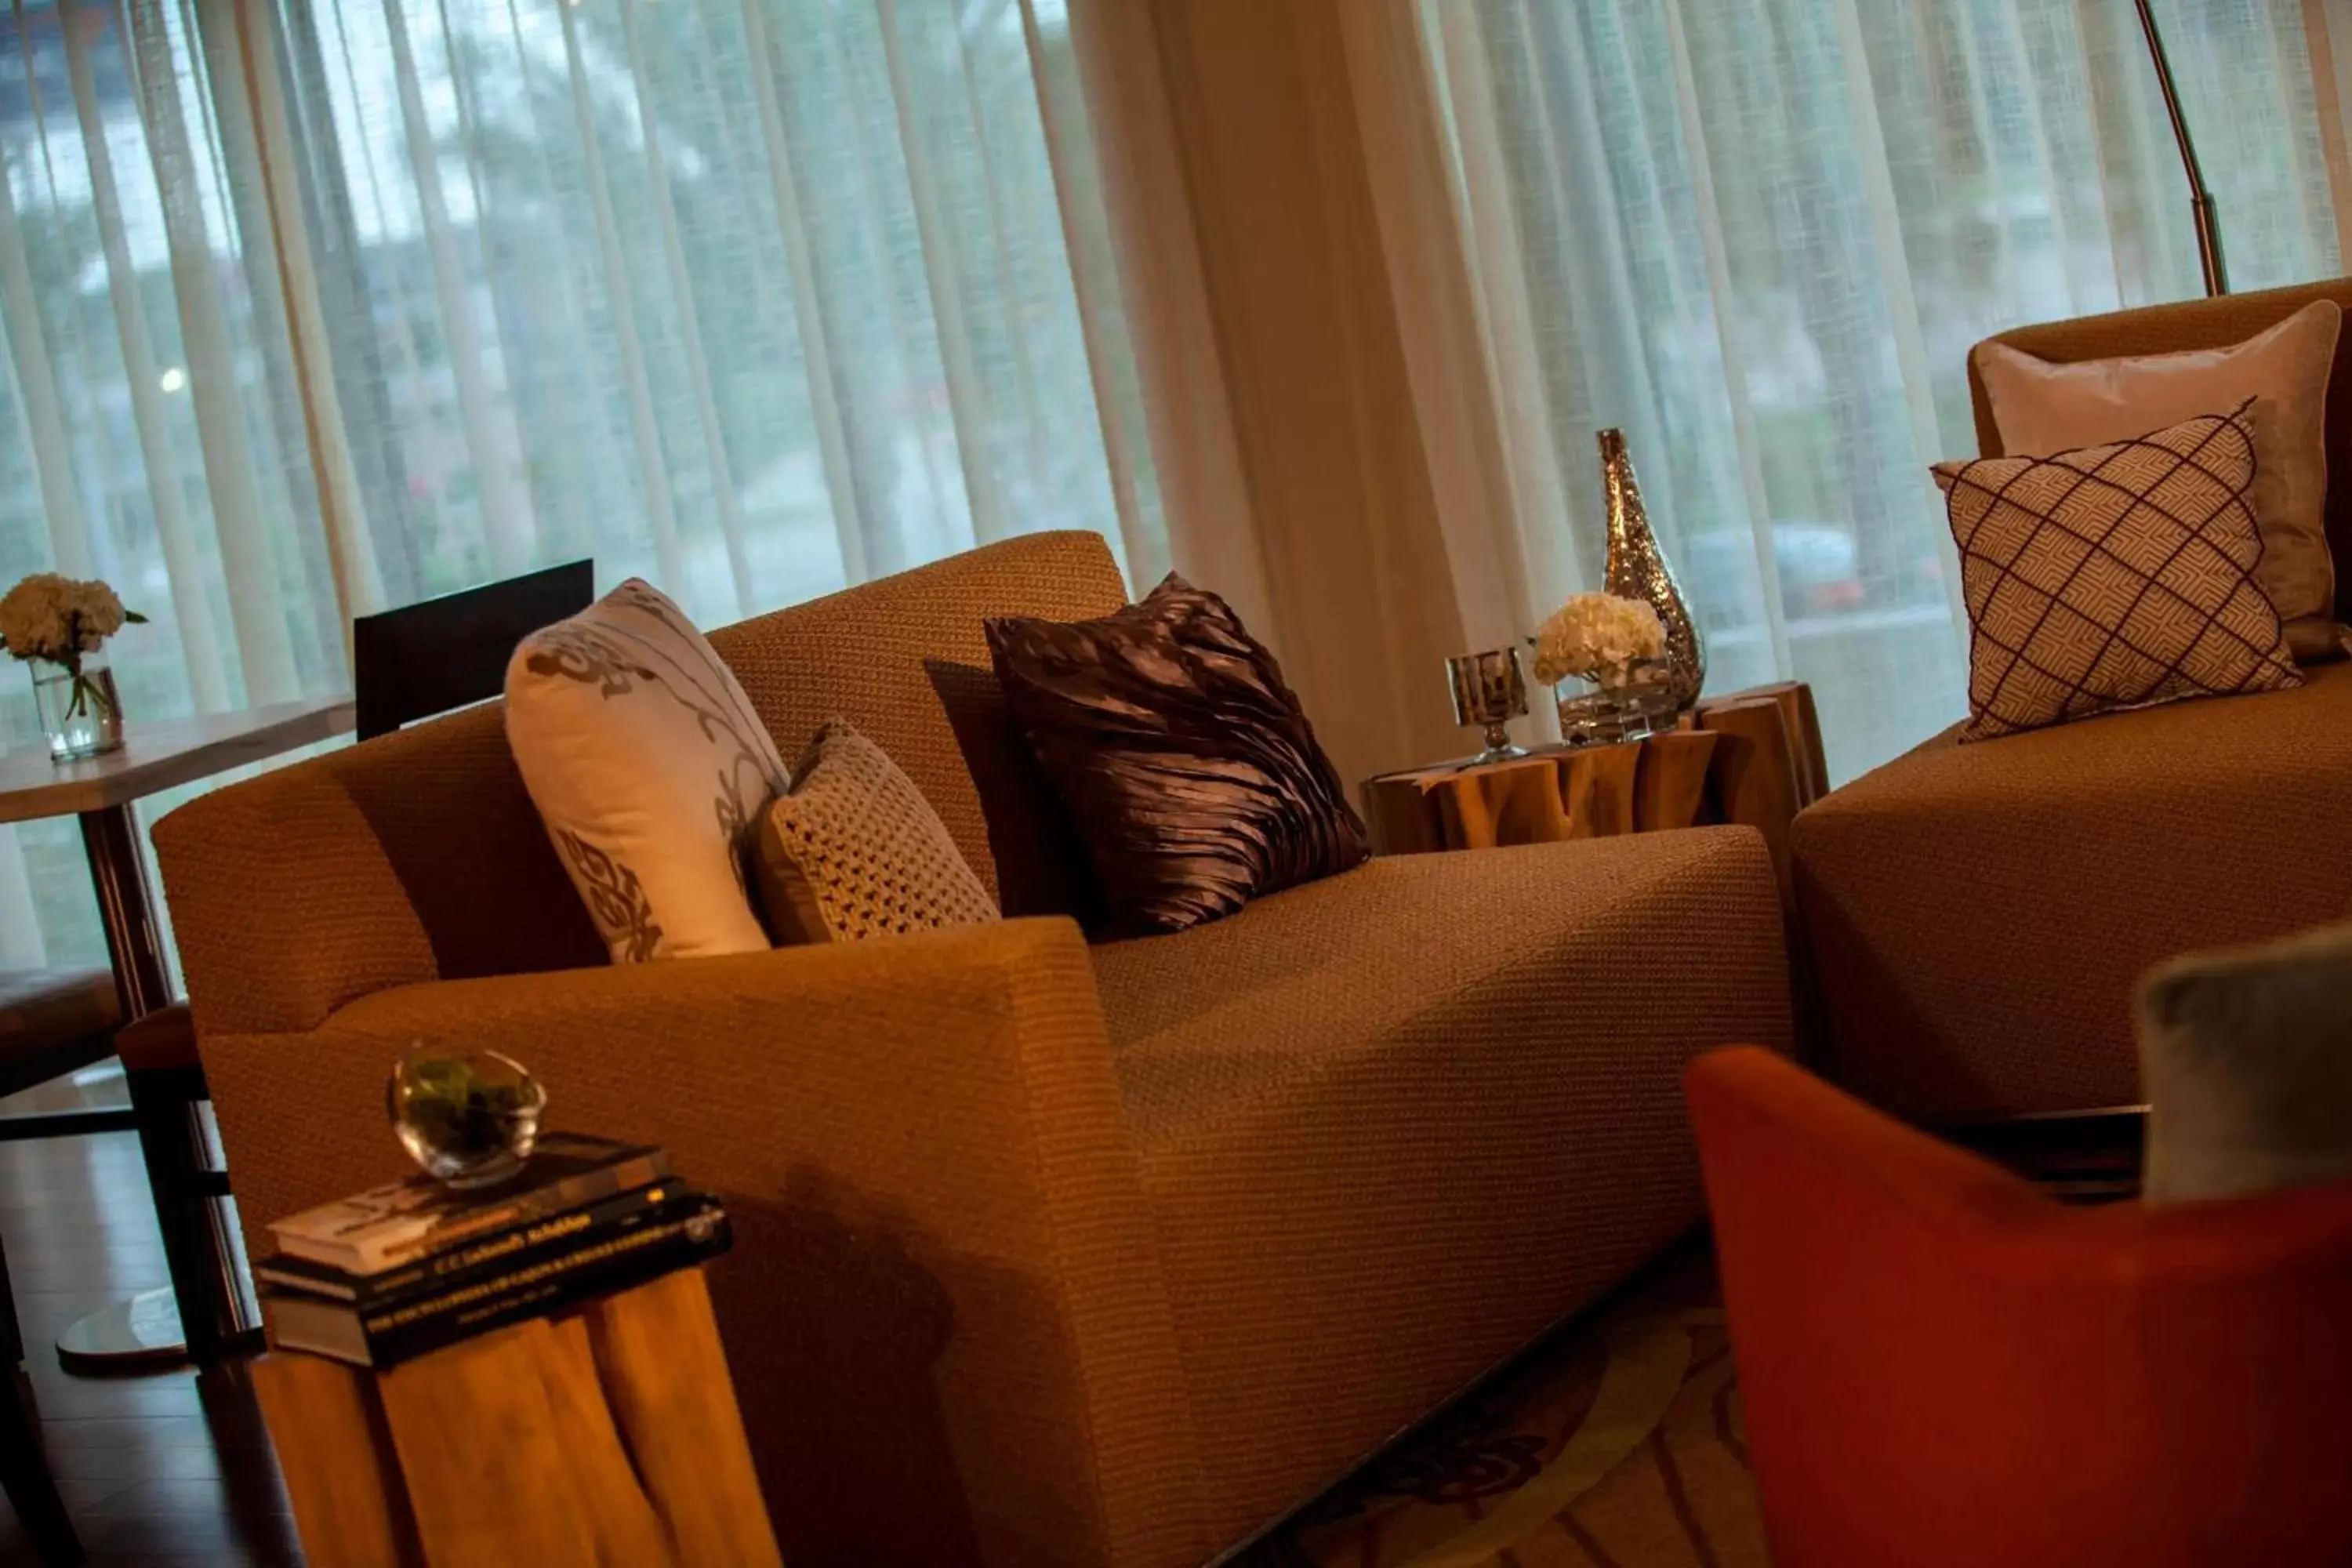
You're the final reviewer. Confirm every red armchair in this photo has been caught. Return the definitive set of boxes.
[1686,1047,2352,1567]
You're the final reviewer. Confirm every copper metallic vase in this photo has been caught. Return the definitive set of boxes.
[1596,429,1704,710]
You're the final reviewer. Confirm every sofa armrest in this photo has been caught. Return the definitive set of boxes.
[202,917,1210,1568]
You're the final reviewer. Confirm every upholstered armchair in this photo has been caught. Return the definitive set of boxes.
[1690,1046,2352,1566]
[1794,278,2352,1121]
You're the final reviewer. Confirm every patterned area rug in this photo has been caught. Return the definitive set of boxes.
[1234,1240,1762,1568]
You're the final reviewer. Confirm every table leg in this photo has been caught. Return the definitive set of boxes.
[78,801,172,1018]
[56,803,241,1371]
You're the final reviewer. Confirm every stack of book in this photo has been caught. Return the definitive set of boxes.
[259,1133,729,1369]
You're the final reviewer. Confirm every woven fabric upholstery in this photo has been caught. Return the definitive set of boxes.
[1969,277,2352,623]
[0,967,117,1062]
[154,703,605,1038]
[154,532,1127,1038]
[158,530,1802,1567]
[1092,828,1792,1542]
[710,532,1127,922]
[200,919,1212,1568]
[756,720,1000,944]
[1934,405,2299,740]
[1795,661,2352,1121]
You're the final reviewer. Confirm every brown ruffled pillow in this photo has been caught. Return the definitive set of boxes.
[985,575,1369,933]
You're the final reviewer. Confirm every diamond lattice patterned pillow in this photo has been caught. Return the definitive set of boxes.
[1932,401,2301,742]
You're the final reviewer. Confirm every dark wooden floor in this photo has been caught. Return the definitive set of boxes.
[1,1097,299,1566]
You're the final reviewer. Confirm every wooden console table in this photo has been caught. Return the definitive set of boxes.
[1362,681,1828,898]
[252,1267,781,1567]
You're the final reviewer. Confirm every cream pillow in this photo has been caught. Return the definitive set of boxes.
[1973,300,2343,659]
[755,720,1000,946]
[506,579,789,963]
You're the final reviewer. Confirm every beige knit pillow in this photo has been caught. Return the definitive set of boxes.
[756,720,1000,946]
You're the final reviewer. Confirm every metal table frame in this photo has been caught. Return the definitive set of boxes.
[0,697,355,1369]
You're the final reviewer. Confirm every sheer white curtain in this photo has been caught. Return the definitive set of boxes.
[0,0,1157,970]
[1417,0,2343,781]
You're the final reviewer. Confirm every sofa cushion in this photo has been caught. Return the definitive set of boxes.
[710,532,1128,926]
[2137,921,2352,1204]
[1968,277,2352,625]
[1794,661,2352,1121]
[1091,828,1791,1543]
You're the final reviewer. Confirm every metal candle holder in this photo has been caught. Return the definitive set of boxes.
[1446,647,1530,764]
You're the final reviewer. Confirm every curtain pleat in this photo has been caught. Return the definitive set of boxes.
[738,0,868,588]
[616,0,750,617]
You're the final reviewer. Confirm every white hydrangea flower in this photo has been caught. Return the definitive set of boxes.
[0,573,143,666]
[1530,593,1666,686]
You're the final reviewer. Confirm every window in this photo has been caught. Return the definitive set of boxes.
[1424,0,2340,779]
[0,0,1152,968]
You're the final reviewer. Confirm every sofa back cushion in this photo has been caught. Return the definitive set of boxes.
[706,531,1126,923]
[154,532,1129,1038]
[1969,277,2352,624]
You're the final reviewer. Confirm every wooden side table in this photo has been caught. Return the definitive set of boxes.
[1362,681,1829,900]
[252,1266,782,1568]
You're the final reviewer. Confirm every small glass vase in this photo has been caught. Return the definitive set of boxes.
[1555,657,1679,746]
[31,652,123,763]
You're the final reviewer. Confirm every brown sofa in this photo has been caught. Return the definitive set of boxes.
[153,531,1792,1566]
[1795,278,2352,1123]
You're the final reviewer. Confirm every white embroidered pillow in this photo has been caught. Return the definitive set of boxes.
[506,579,789,962]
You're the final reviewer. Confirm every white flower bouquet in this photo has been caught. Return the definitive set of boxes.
[0,574,147,731]
[0,573,145,668]
[1529,592,1666,688]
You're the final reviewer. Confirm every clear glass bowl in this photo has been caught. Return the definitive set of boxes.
[1555,657,1680,746]
[386,1044,547,1189]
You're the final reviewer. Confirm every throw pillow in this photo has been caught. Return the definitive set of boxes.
[2137,921,2352,1204]
[1932,402,2302,742]
[985,574,1370,934]
[506,579,789,963]
[1973,299,2343,660]
[755,720,1000,946]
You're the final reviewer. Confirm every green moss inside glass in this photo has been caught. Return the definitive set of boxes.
[386,1044,548,1189]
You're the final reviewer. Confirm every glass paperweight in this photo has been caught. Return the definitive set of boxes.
[387,1044,547,1189]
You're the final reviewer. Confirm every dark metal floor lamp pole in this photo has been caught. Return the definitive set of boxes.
[2134,0,2229,297]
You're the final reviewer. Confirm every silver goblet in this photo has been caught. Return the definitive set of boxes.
[1446,647,1530,764]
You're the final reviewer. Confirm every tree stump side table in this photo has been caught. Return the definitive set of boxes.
[1361,681,1829,902]
[252,1266,782,1568]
